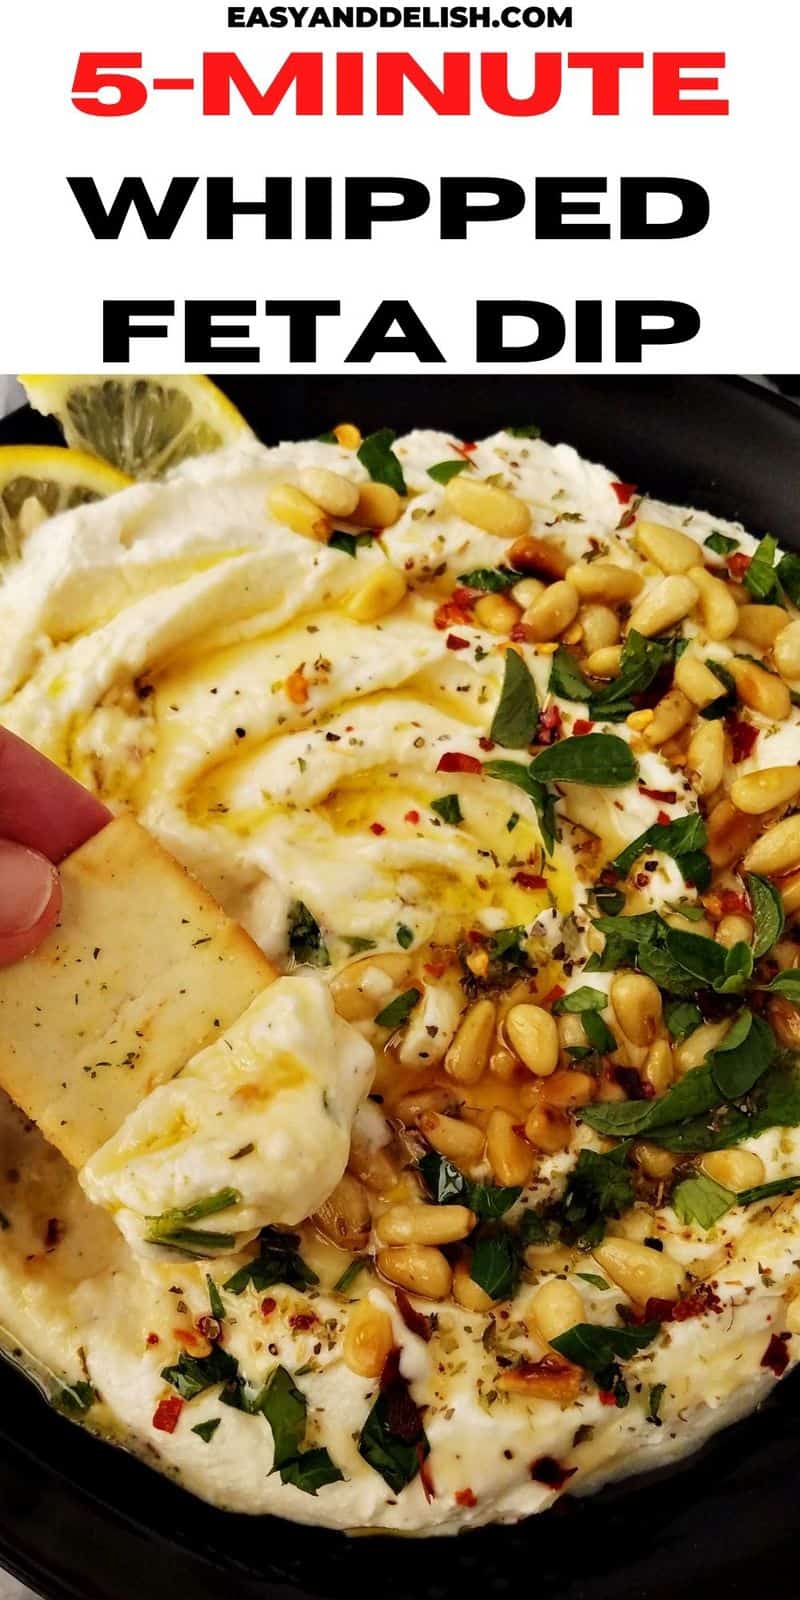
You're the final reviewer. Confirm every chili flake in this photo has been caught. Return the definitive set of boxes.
[153,1396,183,1434]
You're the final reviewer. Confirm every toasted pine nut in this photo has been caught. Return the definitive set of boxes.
[528,1279,584,1344]
[706,797,760,869]
[700,1149,765,1191]
[394,1085,460,1125]
[445,1000,496,1085]
[505,1004,559,1076]
[444,476,530,539]
[674,1018,731,1076]
[772,941,800,972]
[522,580,580,643]
[489,1043,518,1080]
[635,520,700,575]
[486,1108,535,1187]
[627,708,654,733]
[716,913,753,949]
[334,422,362,450]
[728,657,791,721]
[298,466,359,518]
[507,534,568,580]
[353,482,402,528]
[744,814,800,878]
[540,1069,596,1108]
[566,561,643,604]
[767,996,800,1049]
[377,1245,452,1300]
[774,620,800,682]
[687,719,726,798]
[688,566,739,641]
[643,1038,674,1096]
[593,1237,684,1306]
[524,1102,571,1153]
[473,593,521,634]
[578,604,620,656]
[674,651,729,709]
[269,482,330,541]
[731,766,800,816]
[376,1203,475,1246]
[633,1141,677,1180]
[611,972,662,1047]
[642,687,693,748]
[419,1111,485,1166]
[628,575,698,638]
[735,605,789,650]
[585,644,623,679]
[343,1301,394,1377]
[512,577,546,609]
[346,565,408,623]
[453,1258,494,1311]
[330,952,414,1022]
[781,870,800,919]
[313,1174,371,1252]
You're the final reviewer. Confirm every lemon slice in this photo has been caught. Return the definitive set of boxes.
[20,375,253,481]
[0,445,133,564]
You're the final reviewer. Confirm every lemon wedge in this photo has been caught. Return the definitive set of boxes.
[20,375,253,480]
[0,445,133,564]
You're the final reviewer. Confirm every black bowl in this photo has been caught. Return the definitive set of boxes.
[2,375,800,1600]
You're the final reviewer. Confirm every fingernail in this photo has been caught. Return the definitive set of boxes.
[0,841,58,934]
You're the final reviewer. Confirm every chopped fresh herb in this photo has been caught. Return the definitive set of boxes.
[744,534,779,601]
[259,1365,308,1470]
[672,1174,735,1229]
[612,813,708,884]
[647,1382,667,1423]
[746,873,785,959]
[505,423,542,438]
[458,565,522,592]
[145,1189,241,1254]
[419,1151,520,1218]
[206,1274,225,1322]
[469,1183,523,1221]
[587,631,672,722]
[556,1147,635,1247]
[469,1230,520,1301]
[396,923,414,949]
[161,1344,238,1402]
[431,793,463,826]
[288,901,330,968]
[698,660,737,722]
[357,429,406,495]
[482,759,558,855]
[224,1229,319,1296]
[549,647,592,705]
[328,530,374,557]
[279,1448,344,1495]
[704,530,739,557]
[344,935,377,953]
[576,1273,611,1291]
[52,1379,97,1416]
[490,650,540,749]
[593,884,625,917]
[665,999,703,1042]
[581,1010,617,1054]
[317,430,337,444]
[506,811,520,832]
[374,988,421,1030]
[358,1353,429,1494]
[192,1418,221,1443]
[334,1257,368,1295]
[776,551,800,606]
[550,1321,661,1376]
[552,986,608,1015]
[530,734,637,787]
[428,459,471,485]
[767,970,800,1002]
[737,1175,800,1206]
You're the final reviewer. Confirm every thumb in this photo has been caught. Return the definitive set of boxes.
[0,838,62,967]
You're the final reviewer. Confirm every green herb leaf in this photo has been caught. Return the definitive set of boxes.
[737,1176,800,1206]
[374,988,421,1030]
[549,647,592,704]
[766,970,800,1002]
[505,422,541,438]
[576,1273,610,1291]
[716,941,755,995]
[334,1257,368,1295]
[357,429,406,495]
[146,1188,242,1253]
[552,987,608,1015]
[710,1012,773,1099]
[550,1321,661,1376]
[744,535,779,601]
[419,1151,466,1204]
[776,551,800,606]
[530,734,637,787]
[490,649,540,748]
[698,660,737,722]
[396,923,414,949]
[317,430,337,444]
[704,530,739,557]
[328,529,374,558]
[588,632,671,721]
[344,935,377,953]
[469,1230,520,1300]
[648,1382,667,1423]
[582,1010,617,1054]
[458,566,522,592]
[746,873,785,959]
[259,1365,308,1470]
[482,759,557,856]
[161,1344,239,1402]
[431,793,463,826]
[206,1274,225,1322]
[52,1379,97,1416]
[288,901,330,968]
[665,999,703,1041]
[556,1147,635,1246]
[358,1363,429,1494]
[672,1174,735,1229]
[279,1447,344,1496]
[224,1229,319,1296]
[192,1418,221,1443]
[428,459,471,485]
[613,813,708,882]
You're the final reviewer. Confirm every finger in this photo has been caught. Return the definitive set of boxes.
[0,727,110,863]
[0,839,62,966]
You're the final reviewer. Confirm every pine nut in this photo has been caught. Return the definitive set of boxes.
[735,605,789,650]
[376,1203,475,1246]
[585,644,623,679]
[377,1245,452,1300]
[728,657,791,721]
[313,1174,371,1252]
[330,953,414,1023]
[706,797,760,869]
[528,1279,584,1344]
[593,1237,684,1306]
[642,687,694,748]
[744,813,800,878]
[524,1102,571,1152]
[507,534,568,580]
[643,1038,674,1096]
[767,996,800,1049]
[343,1301,394,1377]
[627,708,654,733]
[489,1043,518,1080]
[445,1000,496,1085]
[512,577,546,608]
[298,466,359,518]
[349,1137,400,1196]
[540,1069,596,1108]
[772,941,800,972]
[781,870,800,919]
[633,1141,677,1180]
[522,581,580,643]
[786,1295,800,1336]
[486,1108,536,1187]
[635,520,700,575]
[556,1012,586,1060]
[346,565,408,623]
[674,650,729,709]
[505,1004,559,1076]
[453,1257,495,1311]
[611,972,663,1047]
[730,766,800,816]
[444,476,530,539]
[334,423,362,450]
[578,604,620,656]
[566,561,643,604]
[774,620,800,682]
[627,575,698,638]
[674,1018,731,1076]
[700,1149,765,1191]
[688,566,739,641]
[716,913,753,949]
[269,482,331,541]
[418,1111,485,1166]
[473,593,521,634]
[353,482,402,528]
[687,719,726,798]
[394,1085,460,1125]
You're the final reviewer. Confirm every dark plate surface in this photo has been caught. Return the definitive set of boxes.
[1,375,800,1600]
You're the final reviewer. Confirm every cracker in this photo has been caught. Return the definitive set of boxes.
[0,815,275,1168]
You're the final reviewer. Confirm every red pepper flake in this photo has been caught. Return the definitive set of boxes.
[394,1288,432,1343]
[436,751,482,774]
[728,552,752,582]
[146,1332,160,1347]
[509,621,534,644]
[530,1456,578,1489]
[289,1311,318,1331]
[424,958,448,978]
[611,480,637,504]
[537,705,563,745]
[635,871,651,889]
[404,809,420,824]
[260,1297,277,1318]
[541,984,565,1006]
[514,871,547,890]
[728,717,759,764]
[434,597,474,631]
[719,887,752,917]
[639,785,678,804]
[370,822,386,835]
[656,809,671,827]
[572,718,594,737]
[478,736,495,752]
[761,1331,792,1377]
[643,1282,723,1324]
[446,633,470,651]
[455,1487,478,1507]
[153,1396,183,1434]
